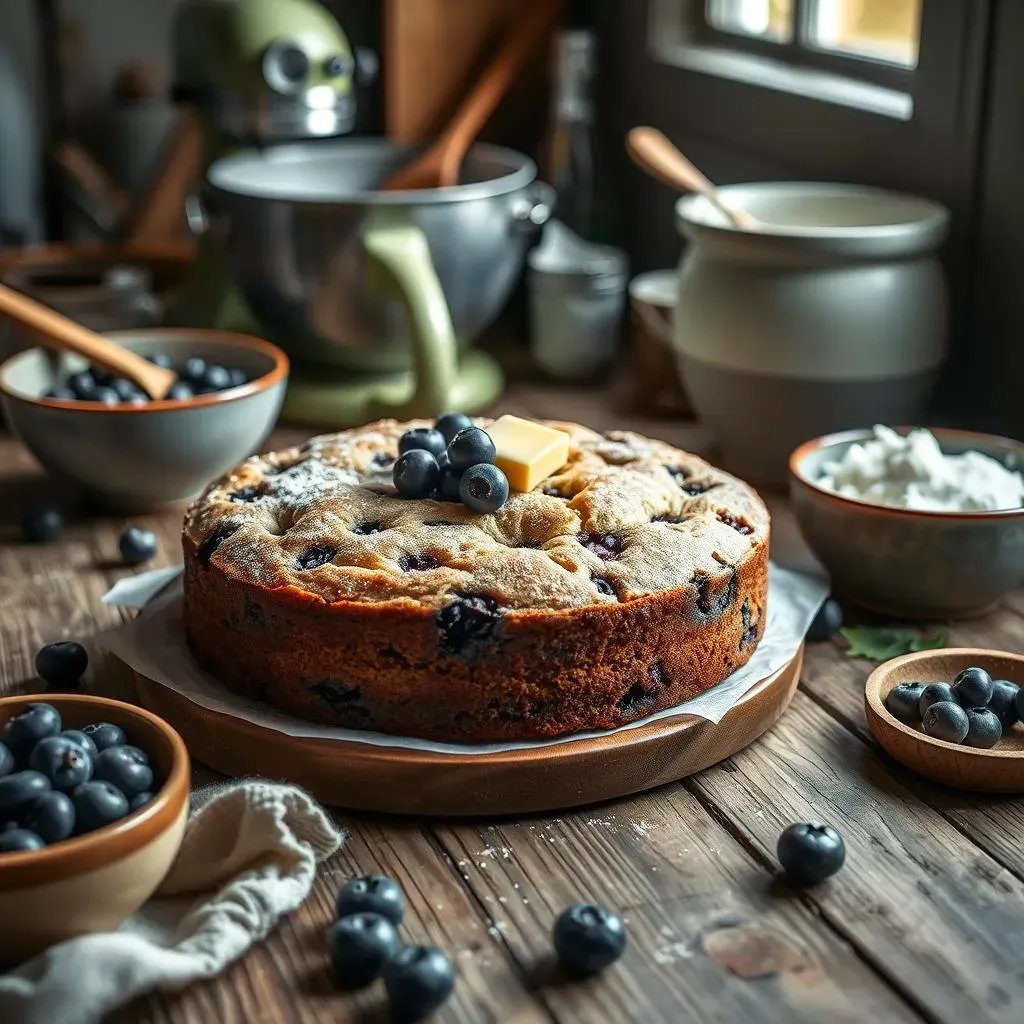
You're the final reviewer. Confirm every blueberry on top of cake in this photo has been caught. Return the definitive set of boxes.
[182,418,770,742]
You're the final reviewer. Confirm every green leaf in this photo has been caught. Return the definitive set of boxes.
[840,626,949,661]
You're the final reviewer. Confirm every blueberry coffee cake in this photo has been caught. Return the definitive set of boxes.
[182,417,770,742]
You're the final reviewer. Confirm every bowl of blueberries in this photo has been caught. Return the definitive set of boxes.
[865,648,1024,792]
[0,693,190,965]
[0,328,289,510]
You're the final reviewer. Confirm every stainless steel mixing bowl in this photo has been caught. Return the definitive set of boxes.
[204,140,552,371]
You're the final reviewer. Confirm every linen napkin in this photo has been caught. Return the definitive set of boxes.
[0,779,344,1024]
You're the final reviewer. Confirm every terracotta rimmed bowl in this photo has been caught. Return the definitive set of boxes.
[0,694,190,965]
[0,328,288,510]
[790,427,1024,619]
[865,648,1024,792]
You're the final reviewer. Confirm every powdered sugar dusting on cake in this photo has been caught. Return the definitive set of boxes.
[183,417,769,610]
[266,458,360,507]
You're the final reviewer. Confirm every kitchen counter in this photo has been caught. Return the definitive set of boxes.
[3,377,1024,1023]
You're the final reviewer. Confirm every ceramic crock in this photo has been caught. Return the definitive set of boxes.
[672,183,950,483]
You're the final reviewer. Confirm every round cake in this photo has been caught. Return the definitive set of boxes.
[182,418,770,742]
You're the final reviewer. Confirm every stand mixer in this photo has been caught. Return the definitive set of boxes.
[168,0,550,427]
[166,0,366,341]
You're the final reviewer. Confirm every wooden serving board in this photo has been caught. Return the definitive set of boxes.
[133,647,802,816]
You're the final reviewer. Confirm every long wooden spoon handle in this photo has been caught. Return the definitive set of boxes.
[438,0,563,184]
[626,127,757,230]
[0,283,176,399]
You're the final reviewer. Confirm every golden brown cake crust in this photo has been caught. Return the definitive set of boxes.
[182,419,770,742]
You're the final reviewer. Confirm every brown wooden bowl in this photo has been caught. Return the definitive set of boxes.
[865,648,1024,792]
[0,694,190,965]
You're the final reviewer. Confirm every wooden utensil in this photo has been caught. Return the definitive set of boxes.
[382,0,561,191]
[865,647,1024,792]
[0,283,176,398]
[626,126,759,230]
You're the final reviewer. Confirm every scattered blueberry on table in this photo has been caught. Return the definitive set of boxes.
[119,526,159,567]
[330,872,451,1018]
[35,641,88,690]
[42,356,250,406]
[328,871,633,1015]
[384,946,456,1023]
[336,874,406,925]
[0,703,160,854]
[883,664,1019,750]
[806,598,843,643]
[393,414,510,512]
[328,912,402,990]
[21,504,63,544]
[777,821,846,885]
[552,902,628,976]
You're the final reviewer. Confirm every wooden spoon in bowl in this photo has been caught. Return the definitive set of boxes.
[0,283,177,399]
[382,0,561,192]
[626,126,760,230]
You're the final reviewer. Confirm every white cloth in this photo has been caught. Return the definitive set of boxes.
[0,780,343,1024]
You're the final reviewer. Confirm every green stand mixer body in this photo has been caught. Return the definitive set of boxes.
[167,0,358,335]
[166,0,525,427]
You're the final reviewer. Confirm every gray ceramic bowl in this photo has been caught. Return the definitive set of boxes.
[0,328,288,510]
[790,427,1024,619]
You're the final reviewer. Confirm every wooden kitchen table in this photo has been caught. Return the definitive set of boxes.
[3,379,1024,1024]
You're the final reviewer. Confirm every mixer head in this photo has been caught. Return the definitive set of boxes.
[171,0,374,143]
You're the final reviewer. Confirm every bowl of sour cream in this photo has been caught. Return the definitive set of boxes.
[790,426,1024,619]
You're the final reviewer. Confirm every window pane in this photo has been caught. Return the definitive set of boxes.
[706,0,794,42]
[806,0,921,67]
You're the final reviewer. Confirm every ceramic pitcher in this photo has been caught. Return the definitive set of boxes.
[671,182,950,483]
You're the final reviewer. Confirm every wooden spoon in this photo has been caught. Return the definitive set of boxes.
[626,127,759,230]
[382,0,562,192]
[0,283,177,399]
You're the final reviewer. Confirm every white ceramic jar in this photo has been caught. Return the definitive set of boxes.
[672,183,950,483]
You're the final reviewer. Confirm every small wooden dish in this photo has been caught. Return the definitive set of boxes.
[865,648,1024,792]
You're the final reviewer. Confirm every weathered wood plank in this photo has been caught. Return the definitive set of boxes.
[112,816,550,1024]
[435,789,922,1024]
[689,689,1024,1024]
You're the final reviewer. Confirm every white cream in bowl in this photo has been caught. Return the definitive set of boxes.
[817,425,1024,512]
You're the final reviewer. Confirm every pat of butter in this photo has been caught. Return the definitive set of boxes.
[489,415,570,492]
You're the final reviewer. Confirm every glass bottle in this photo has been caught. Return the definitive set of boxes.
[541,28,612,243]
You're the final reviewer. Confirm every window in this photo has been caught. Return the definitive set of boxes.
[706,0,921,67]
[640,0,988,262]
[646,0,972,123]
